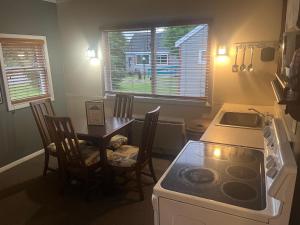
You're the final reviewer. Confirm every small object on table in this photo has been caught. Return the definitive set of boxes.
[86,100,105,126]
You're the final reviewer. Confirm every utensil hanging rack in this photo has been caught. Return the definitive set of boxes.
[233,41,280,49]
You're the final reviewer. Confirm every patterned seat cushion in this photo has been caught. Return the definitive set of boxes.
[107,145,139,167]
[46,139,87,154]
[81,146,113,167]
[108,134,128,150]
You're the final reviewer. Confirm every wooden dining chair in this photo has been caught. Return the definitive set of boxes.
[109,94,134,150]
[113,93,134,118]
[107,106,160,200]
[30,98,57,176]
[30,98,86,176]
[44,115,113,194]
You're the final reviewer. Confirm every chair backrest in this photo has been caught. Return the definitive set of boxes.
[113,94,134,119]
[30,98,55,148]
[137,107,160,165]
[44,116,85,168]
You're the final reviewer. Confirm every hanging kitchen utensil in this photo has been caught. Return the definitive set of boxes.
[247,47,254,72]
[240,47,247,72]
[232,46,239,72]
[261,47,275,61]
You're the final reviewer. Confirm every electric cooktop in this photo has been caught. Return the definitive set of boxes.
[161,141,266,210]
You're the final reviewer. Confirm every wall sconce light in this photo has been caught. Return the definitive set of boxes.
[87,48,96,58]
[87,48,100,65]
[217,45,228,56]
[215,45,229,64]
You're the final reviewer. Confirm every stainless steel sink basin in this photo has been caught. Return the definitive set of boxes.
[216,111,263,129]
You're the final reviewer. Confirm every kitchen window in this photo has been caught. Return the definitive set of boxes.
[0,34,54,111]
[102,23,210,99]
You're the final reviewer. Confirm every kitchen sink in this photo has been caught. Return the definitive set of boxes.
[216,111,263,129]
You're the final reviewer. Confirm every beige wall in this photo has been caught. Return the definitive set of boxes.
[57,0,282,122]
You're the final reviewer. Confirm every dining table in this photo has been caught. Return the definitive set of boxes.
[74,116,135,164]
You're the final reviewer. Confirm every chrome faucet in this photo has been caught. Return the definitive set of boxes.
[248,108,273,125]
[248,108,266,117]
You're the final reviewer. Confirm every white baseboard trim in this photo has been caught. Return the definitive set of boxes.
[0,149,44,174]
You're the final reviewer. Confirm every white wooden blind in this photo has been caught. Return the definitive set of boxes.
[103,23,210,99]
[0,37,52,109]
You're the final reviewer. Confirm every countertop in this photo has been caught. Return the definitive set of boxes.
[200,103,274,149]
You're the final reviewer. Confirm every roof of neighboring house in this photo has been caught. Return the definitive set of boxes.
[175,25,207,47]
[126,25,207,53]
[126,32,169,53]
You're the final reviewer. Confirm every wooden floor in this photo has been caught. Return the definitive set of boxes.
[0,154,299,225]
[0,155,171,225]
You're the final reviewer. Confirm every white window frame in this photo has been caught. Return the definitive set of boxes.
[0,33,54,111]
[102,22,211,102]
[156,54,168,65]
[136,54,150,65]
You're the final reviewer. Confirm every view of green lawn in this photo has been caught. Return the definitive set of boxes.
[10,83,42,101]
[117,74,180,95]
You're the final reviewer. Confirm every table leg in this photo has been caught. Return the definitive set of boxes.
[99,139,114,194]
[99,139,108,163]
[127,123,133,145]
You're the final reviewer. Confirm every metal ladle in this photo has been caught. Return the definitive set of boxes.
[247,47,254,72]
[240,47,247,72]
[232,46,239,72]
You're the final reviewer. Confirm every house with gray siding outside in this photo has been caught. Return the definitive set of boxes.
[125,25,208,97]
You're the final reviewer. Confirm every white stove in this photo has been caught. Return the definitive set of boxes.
[152,118,297,225]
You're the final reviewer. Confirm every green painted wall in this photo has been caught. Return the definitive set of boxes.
[0,0,66,167]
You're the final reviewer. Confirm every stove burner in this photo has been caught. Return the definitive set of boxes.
[179,167,216,185]
[229,150,256,163]
[227,166,257,179]
[222,182,257,201]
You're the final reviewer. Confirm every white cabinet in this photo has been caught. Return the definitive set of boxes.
[158,198,266,225]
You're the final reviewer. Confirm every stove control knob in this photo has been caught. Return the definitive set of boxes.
[267,167,278,179]
[266,155,273,162]
[266,157,276,169]
[266,136,275,147]
[263,126,271,138]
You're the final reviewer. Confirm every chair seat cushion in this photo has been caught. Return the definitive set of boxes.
[107,145,139,167]
[108,134,128,150]
[81,146,113,167]
[47,139,87,154]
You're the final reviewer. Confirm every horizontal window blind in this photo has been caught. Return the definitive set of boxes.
[103,23,210,99]
[0,38,51,107]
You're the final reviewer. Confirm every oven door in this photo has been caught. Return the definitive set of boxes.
[158,197,267,225]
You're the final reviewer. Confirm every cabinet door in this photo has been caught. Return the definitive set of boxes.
[159,198,265,225]
[286,0,300,31]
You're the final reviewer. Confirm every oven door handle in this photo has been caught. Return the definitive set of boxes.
[152,194,160,225]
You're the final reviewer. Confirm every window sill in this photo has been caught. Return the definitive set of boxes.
[105,94,211,107]
[7,96,54,111]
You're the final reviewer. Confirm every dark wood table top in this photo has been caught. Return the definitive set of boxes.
[75,117,134,142]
